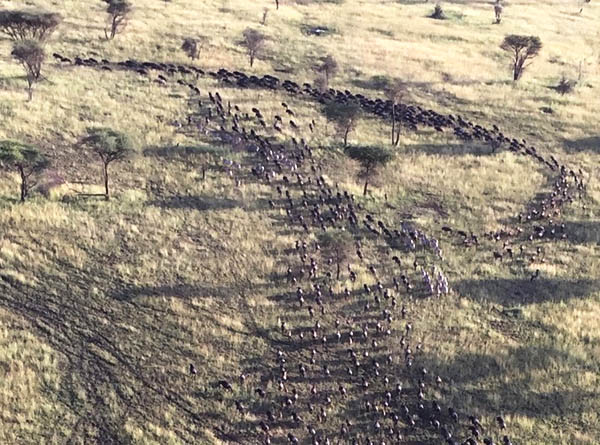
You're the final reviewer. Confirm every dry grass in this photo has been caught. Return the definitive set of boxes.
[0,0,599,444]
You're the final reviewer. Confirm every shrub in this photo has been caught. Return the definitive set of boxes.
[429,3,446,20]
[555,76,576,95]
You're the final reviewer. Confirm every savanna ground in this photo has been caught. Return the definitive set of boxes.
[0,0,599,444]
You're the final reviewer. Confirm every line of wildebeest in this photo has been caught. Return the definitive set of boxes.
[57,52,586,444]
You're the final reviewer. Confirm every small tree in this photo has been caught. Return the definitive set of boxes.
[0,10,62,42]
[82,128,133,200]
[0,140,49,202]
[500,35,542,81]
[241,28,266,67]
[385,80,407,147]
[104,0,132,40]
[345,145,393,196]
[494,0,503,24]
[11,40,45,101]
[316,55,338,88]
[318,229,355,280]
[182,37,200,60]
[322,101,361,147]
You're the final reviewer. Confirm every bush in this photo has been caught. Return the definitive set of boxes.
[429,3,446,20]
[555,76,576,95]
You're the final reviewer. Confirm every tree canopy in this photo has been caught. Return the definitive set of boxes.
[0,10,62,42]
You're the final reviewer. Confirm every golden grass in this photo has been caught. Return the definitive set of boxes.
[0,0,599,443]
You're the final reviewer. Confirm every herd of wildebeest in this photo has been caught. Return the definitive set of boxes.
[54,51,586,444]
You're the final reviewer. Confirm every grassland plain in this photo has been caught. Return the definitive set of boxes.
[0,0,599,444]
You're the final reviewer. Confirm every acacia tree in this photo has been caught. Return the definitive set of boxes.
[316,55,338,88]
[0,10,62,42]
[11,40,45,101]
[385,80,407,147]
[323,101,361,147]
[318,229,355,280]
[241,28,266,67]
[0,140,49,202]
[104,0,132,40]
[82,128,133,200]
[345,145,393,196]
[500,35,542,81]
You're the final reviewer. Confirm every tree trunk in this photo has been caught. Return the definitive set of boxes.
[18,166,26,202]
[275,0,279,9]
[336,260,340,280]
[202,165,206,181]
[363,179,369,196]
[250,53,254,67]
[343,126,350,146]
[104,162,110,200]
[391,103,396,146]
[110,16,118,39]
[27,77,33,101]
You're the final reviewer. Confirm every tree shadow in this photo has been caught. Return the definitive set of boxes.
[111,283,233,302]
[149,195,241,210]
[455,277,599,306]
[406,142,498,157]
[561,220,600,245]
[418,344,600,424]
[563,136,600,154]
